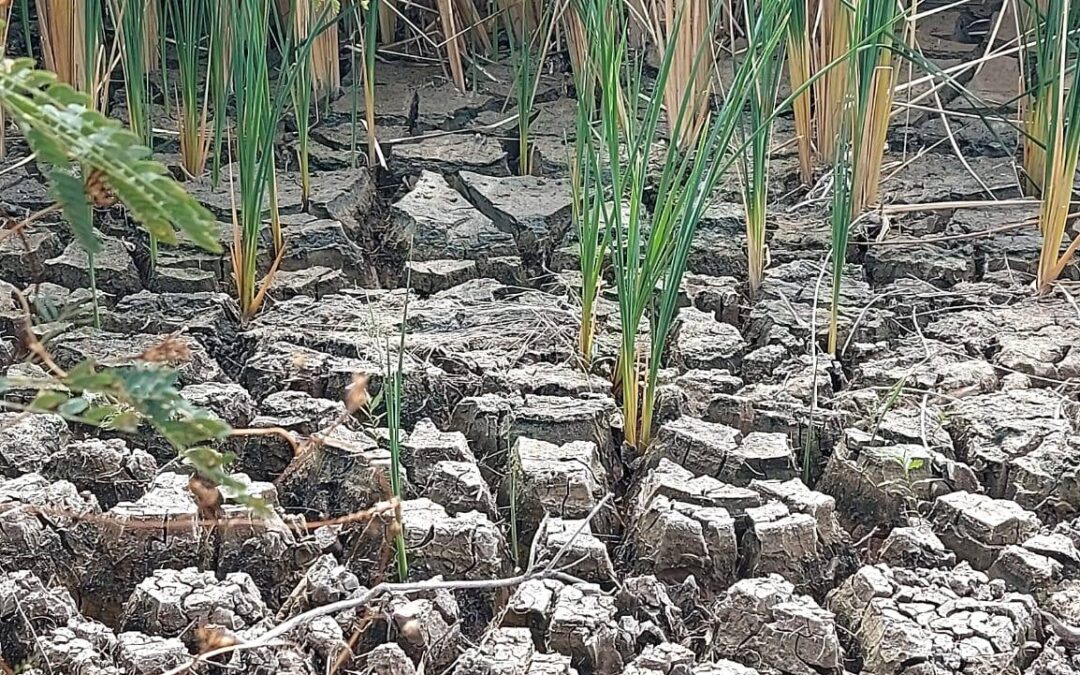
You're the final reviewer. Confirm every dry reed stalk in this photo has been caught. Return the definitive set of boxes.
[279,0,340,99]
[437,0,466,90]
[814,0,848,162]
[853,62,896,210]
[378,0,397,43]
[645,0,712,150]
[36,0,87,87]
[456,0,492,52]
[144,0,159,72]
[786,0,813,183]
[563,2,588,77]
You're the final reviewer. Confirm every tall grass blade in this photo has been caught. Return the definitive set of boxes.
[582,0,790,448]
[1029,0,1080,291]
[738,0,787,296]
[168,0,210,178]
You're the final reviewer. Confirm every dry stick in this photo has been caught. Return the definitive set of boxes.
[159,493,614,675]
[228,426,301,455]
[0,203,62,247]
[11,286,67,377]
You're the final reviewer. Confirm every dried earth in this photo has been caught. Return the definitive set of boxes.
[3,11,1080,675]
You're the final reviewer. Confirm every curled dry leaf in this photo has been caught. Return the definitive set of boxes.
[345,373,370,413]
[188,474,223,520]
[138,335,192,365]
[195,624,241,653]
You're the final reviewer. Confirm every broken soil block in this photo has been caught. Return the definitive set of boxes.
[485,362,611,399]
[390,591,464,673]
[89,471,290,621]
[24,617,121,675]
[115,631,189,674]
[361,643,417,675]
[0,473,101,599]
[0,570,81,666]
[270,218,370,279]
[510,436,614,538]
[352,498,508,583]
[877,523,957,570]
[278,554,362,618]
[455,171,574,268]
[450,393,514,465]
[389,134,510,177]
[929,491,1042,571]
[120,566,267,639]
[41,437,158,509]
[672,307,747,372]
[241,340,375,402]
[241,389,351,480]
[864,243,977,289]
[510,394,618,457]
[390,170,517,261]
[0,411,69,477]
[817,428,980,530]
[616,575,687,644]
[44,236,142,298]
[425,459,498,517]
[48,328,226,386]
[648,417,798,487]
[547,582,631,675]
[988,544,1064,595]
[707,574,844,675]
[946,388,1080,522]
[627,460,850,596]
[827,564,1041,675]
[406,258,478,294]
[740,503,826,595]
[626,459,746,589]
[0,224,63,285]
[277,426,397,517]
[533,517,617,583]
[455,627,576,675]
[401,418,477,485]
[101,290,242,360]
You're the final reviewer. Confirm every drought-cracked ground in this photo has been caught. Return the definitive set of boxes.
[3,7,1080,675]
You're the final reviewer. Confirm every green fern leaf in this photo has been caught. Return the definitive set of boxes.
[47,167,100,255]
[0,58,221,253]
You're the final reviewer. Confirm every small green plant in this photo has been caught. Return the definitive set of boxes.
[506,4,551,176]
[208,0,230,185]
[289,1,316,206]
[109,0,152,146]
[360,0,380,166]
[825,0,901,355]
[570,0,605,366]
[583,0,790,448]
[737,0,787,297]
[229,0,336,319]
[286,0,341,203]
[383,281,410,582]
[168,0,211,178]
[1021,0,1080,292]
[110,0,158,267]
[229,0,282,319]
